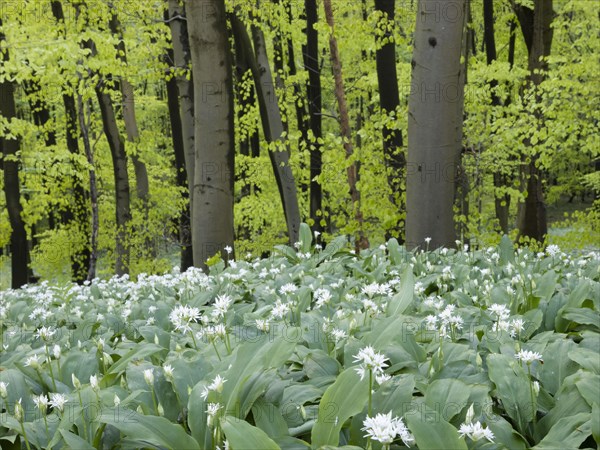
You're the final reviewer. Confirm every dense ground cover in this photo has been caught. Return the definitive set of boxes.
[1,228,599,449]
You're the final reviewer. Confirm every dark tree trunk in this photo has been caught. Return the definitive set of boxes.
[95,87,132,275]
[0,21,30,289]
[374,0,405,241]
[1,22,30,288]
[165,49,193,271]
[302,0,323,237]
[167,0,195,205]
[77,95,99,281]
[230,13,301,245]
[516,0,553,243]
[51,0,92,283]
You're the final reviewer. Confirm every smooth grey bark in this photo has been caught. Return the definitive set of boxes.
[186,0,235,270]
[167,0,195,202]
[1,21,30,288]
[230,13,301,245]
[406,0,467,250]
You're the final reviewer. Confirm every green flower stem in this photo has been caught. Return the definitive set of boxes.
[44,346,57,391]
[149,385,159,416]
[190,331,198,350]
[224,333,232,354]
[212,340,222,361]
[93,423,106,450]
[19,421,32,450]
[527,364,537,424]
[77,390,89,441]
[368,369,373,416]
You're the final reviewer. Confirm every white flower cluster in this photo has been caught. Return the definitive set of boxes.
[362,411,414,446]
[353,346,388,381]
[169,305,201,333]
[515,349,543,364]
[458,421,495,442]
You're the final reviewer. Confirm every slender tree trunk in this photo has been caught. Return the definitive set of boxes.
[186,0,235,270]
[302,0,323,237]
[51,0,92,283]
[516,0,553,242]
[77,95,99,281]
[108,13,150,207]
[230,13,301,245]
[95,87,131,275]
[483,0,510,234]
[374,0,405,241]
[82,35,131,275]
[1,22,30,288]
[167,0,195,205]
[323,0,369,251]
[165,49,193,271]
[405,0,467,250]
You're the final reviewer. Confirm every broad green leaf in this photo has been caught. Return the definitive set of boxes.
[487,354,532,433]
[592,403,600,444]
[252,398,289,439]
[575,372,600,408]
[406,412,467,450]
[107,343,164,375]
[568,347,600,374]
[221,416,280,450]
[561,308,600,330]
[97,408,200,450]
[299,222,313,253]
[533,413,591,450]
[304,350,341,378]
[387,265,414,316]
[425,379,471,422]
[311,368,368,448]
[498,235,515,265]
[372,374,415,417]
[539,339,579,395]
[59,430,95,450]
[486,415,528,450]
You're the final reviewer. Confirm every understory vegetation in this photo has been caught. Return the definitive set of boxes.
[1,228,599,449]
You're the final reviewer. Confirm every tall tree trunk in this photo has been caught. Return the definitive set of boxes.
[516,0,553,242]
[483,0,510,234]
[230,13,301,245]
[302,0,323,237]
[186,0,235,270]
[51,0,92,283]
[80,30,132,275]
[95,87,131,275]
[165,48,193,271]
[323,0,369,251]
[108,13,150,208]
[167,0,195,207]
[77,95,99,281]
[1,22,30,288]
[405,0,467,250]
[374,0,405,242]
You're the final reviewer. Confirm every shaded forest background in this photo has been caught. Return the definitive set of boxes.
[0,0,598,288]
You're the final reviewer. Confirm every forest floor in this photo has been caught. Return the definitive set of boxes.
[0,195,596,290]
